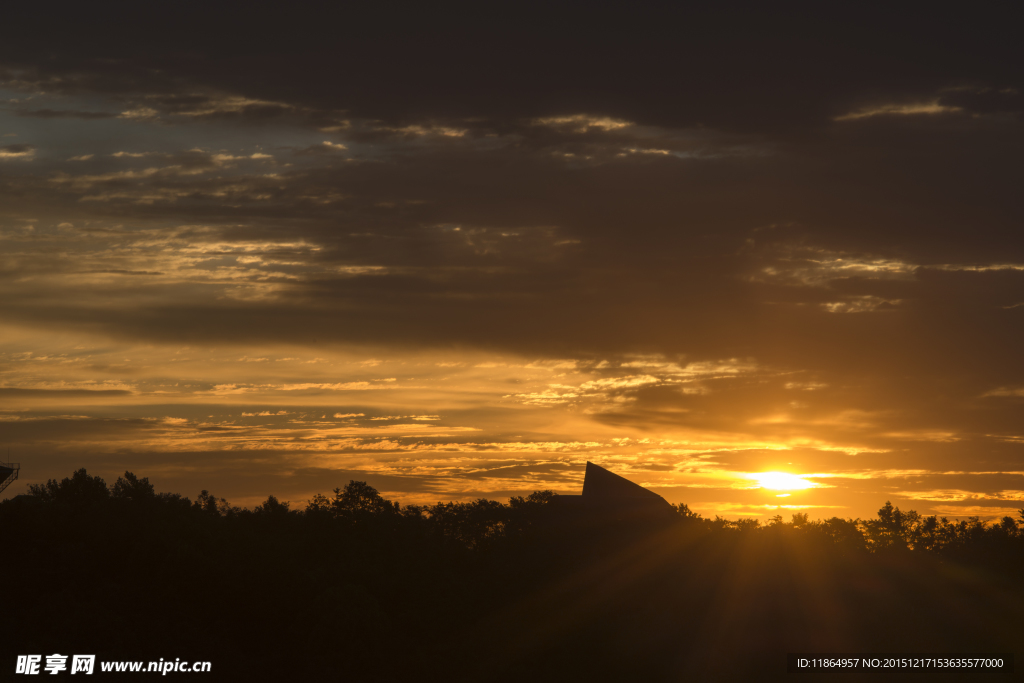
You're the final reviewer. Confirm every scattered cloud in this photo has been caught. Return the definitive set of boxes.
[835,100,963,121]
[0,143,35,160]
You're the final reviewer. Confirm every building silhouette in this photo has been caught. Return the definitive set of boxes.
[551,461,674,524]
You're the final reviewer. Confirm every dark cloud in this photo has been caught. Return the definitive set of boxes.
[0,143,35,157]
[4,3,1022,134]
[15,108,117,119]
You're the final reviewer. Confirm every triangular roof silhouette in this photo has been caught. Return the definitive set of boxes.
[544,462,675,523]
[582,461,669,507]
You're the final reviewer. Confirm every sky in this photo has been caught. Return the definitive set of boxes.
[1,4,1023,520]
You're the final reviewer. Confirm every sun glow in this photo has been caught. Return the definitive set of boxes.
[749,471,816,491]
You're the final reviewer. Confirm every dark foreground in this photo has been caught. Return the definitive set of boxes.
[4,470,1023,682]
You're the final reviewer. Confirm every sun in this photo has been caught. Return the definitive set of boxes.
[749,471,816,491]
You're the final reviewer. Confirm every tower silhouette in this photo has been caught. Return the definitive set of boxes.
[0,460,19,496]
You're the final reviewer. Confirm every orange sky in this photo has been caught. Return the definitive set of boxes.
[1,10,1023,520]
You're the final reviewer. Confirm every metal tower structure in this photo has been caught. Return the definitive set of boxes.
[0,461,20,495]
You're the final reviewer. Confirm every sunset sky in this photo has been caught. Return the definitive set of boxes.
[2,5,1022,520]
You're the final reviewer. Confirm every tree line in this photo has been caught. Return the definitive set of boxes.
[12,467,1024,577]
[4,468,1023,682]
[675,501,1024,563]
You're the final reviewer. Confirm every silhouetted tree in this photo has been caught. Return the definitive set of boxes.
[331,481,400,521]
[111,471,156,502]
[426,498,508,548]
[675,502,703,523]
[814,517,867,552]
[862,500,920,551]
[254,494,291,517]
[306,492,331,515]
[28,468,109,506]
[193,489,237,516]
